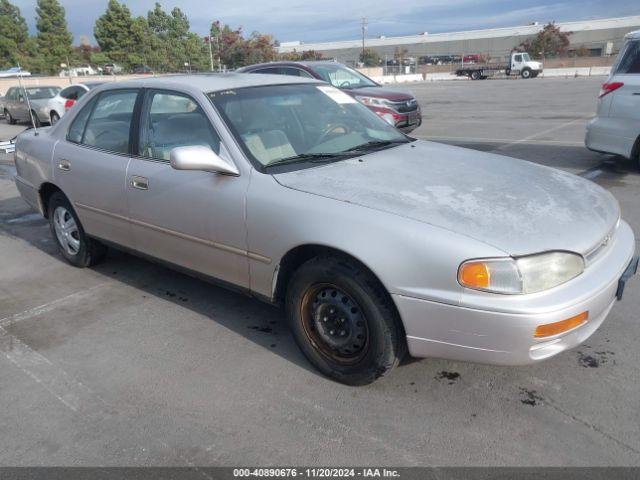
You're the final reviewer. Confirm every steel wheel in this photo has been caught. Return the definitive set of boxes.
[300,283,369,365]
[52,206,80,256]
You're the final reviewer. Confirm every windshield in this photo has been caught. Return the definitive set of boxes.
[208,84,408,169]
[522,53,531,62]
[309,63,378,89]
[25,87,60,99]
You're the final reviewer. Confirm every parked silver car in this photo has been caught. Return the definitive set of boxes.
[3,85,60,126]
[13,74,637,385]
[586,30,640,164]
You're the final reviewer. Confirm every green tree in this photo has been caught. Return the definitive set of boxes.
[0,0,30,69]
[520,22,571,59]
[94,0,148,68]
[359,48,380,67]
[36,0,73,74]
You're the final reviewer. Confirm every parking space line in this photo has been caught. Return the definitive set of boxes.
[493,117,589,151]
[0,282,110,329]
[0,324,106,413]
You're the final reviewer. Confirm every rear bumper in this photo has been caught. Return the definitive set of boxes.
[394,221,636,365]
[585,116,636,159]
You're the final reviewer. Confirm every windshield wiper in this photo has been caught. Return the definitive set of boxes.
[265,152,352,168]
[342,139,409,153]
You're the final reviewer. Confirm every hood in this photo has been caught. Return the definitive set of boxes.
[274,141,620,256]
[344,86,414,102]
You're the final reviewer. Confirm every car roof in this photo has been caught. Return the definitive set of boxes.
[239,60,341,70]
[626,30,640,39]
[94,73,321,94]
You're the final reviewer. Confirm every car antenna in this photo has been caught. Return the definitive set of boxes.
[16,63,38,136]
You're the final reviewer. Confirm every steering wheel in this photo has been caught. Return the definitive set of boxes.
[317,123,350,144]
[339,81,351,88]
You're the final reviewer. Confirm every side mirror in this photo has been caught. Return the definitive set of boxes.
[170,145,239,176]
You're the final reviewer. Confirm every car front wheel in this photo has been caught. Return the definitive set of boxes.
[48,192,107,267]
[286,255,406,385]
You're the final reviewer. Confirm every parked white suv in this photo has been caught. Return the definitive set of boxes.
[586,30,640,165]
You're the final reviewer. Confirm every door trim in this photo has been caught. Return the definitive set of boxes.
[74,202,271,264]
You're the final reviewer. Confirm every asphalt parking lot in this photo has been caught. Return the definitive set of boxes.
[1,76,639,466]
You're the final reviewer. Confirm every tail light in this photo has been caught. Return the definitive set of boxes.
[599,82,624,98]
[64,99,75,111]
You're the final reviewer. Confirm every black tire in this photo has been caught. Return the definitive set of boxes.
[50,111,60,125]
[5,110,16,125]
[285,255,406,386]
[47,191,107,268]
[505,68,511,76]
[521,68,532,79]
[470,70,481,80]
[31,111,41,127]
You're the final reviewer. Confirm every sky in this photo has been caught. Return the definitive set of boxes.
[11,0,640,45]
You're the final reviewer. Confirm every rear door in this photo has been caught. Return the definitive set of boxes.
[608,39,640,157]
[125,89,250,288]
[52,88,141,248]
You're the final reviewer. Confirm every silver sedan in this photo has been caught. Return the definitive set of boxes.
[13,74,637,385]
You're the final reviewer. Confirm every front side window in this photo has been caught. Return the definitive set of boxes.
[139,90,220,160]
[309,64,377,89]
[76,89,138,153]
[514,55,523,62]
[616,40,640,74]
[209,84,408,169]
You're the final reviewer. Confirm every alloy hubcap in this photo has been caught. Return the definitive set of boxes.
[302,284,369,363]
[52,206,80,256]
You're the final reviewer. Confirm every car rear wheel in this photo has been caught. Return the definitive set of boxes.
[50,111,60,125]
[48,192,107,268]
[285,255,405,385]
[5,110,16,125]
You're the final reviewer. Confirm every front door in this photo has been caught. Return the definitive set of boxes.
[126,89,250,288]
[52,89,140,249]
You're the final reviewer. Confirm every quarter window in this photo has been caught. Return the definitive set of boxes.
[81,90,138,154]
[138,90,220,160]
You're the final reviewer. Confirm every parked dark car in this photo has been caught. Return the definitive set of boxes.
[132,65,154,75]
[237,61,422,133]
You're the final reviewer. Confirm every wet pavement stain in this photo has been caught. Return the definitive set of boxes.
[248,325,273,334]
[435,371,460,384]
[577,350,615,368]
[519,388,544,406]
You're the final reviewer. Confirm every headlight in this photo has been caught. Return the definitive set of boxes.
[355,95,390,107]
[458,251,585,294]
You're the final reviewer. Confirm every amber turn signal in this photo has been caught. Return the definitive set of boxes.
[534,311,588,338]
[458,262,490,289]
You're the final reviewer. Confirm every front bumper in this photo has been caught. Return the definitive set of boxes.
[394,220,636,365]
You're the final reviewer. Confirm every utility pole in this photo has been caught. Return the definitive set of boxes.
[205,36,214,72]
[361,17,367,66]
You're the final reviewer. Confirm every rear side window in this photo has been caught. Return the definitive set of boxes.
[281,67,314,78]
[82,90,138,154]
[615,40,640,74]
[253,67,280,75]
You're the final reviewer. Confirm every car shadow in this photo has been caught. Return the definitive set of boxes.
[0,193,323,376]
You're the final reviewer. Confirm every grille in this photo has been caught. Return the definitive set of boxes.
[388,99,419,113]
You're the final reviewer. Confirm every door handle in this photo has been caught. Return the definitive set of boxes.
[57,159,71,171]
[130,176,149,190]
